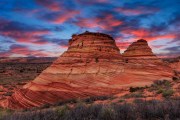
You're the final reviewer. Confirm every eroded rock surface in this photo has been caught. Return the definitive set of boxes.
[0,32,173,109]
[123,39,161,64]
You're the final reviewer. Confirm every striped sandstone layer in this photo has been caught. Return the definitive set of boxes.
[123,39,162,64]
[0,32,173,109]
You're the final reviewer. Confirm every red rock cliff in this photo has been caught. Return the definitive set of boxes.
[123,39,161,63]
[0,32,173,109]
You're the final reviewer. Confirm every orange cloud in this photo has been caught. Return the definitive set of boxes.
[145,34,176,41]
[121,29,176,42]
[53,11,80,24]
[116,42,132,49]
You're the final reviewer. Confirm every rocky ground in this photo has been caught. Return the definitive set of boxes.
[0,77,179,120]
[0,57,56,102]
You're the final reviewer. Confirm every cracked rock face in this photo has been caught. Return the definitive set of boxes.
[0,32,173,109]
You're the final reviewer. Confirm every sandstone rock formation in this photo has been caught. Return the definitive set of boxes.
[164,56,180,71]
[123,39,161,64]
[0,32,173,109]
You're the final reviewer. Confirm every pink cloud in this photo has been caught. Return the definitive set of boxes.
[36,0,62,12]
[121,29,176,42]
[52,11,80,24]
[76,14,123,30]
[115,7,158,16]
[1,30,51,45]
[76,0,109,4]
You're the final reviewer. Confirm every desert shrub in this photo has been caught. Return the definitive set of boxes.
[65,104,90,120]
[0,89,3,92]
[56,105,69,118]
[173,70,179,76]
[149,80,172,94]
[54,98,77,106]
[118,99,125,103]
[156,88,164,94]
[162,89,174,98]
[129,87,144,92]
[40,103,51,109]
[19,69,24,73]
[98,106,116,120]
[153,80,171,87]
[133,99,144,104]
[114,103,136,119]
[123,92,144,98]
[79,96,113,104]
[17,82,26,86]
[172,76,179,81]
[3,92,13,96]
[1,100,180,120]
[0,108,13,120]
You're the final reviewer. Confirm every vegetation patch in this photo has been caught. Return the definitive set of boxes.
[1,100,179,120]
[123,92,144,99]
[129,87,145,92]
[162,89,174,98]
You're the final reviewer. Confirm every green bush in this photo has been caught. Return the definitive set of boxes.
[118,99,125,103]
[56,105,69,117]
[99,106,115,120]
[156,88,164,94]
[153,80,171,87]
[162,89,174,98]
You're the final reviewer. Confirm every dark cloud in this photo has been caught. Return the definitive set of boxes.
[35,36,68,47]
[158,46,180,57]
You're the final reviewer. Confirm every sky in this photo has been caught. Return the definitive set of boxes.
[0,0,179,57]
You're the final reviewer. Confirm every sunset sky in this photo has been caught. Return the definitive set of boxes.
[0,0,179,57]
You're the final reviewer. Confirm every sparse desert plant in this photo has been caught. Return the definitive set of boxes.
[156,88,164,94]
[133,99,144,103]
[118,99,125,103]
[3,92,13,96]
[40,103,51,109]
[153,80,171,87]
[98,106,116,120]
[123,92,144,98]
[1,99,180,120]
[172,76,179,81]
[0,89,3,92]
[162,89,174,98]
[56,105,69,118]
[129,87,144,92]
[149,80,173,94]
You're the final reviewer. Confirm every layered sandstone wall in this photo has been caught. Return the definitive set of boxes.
[123,39,162,63]
[0,32,173,109]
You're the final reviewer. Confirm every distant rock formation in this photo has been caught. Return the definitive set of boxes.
[164,56,180,71]
[0,32,173,109]
[123,39,161,63]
